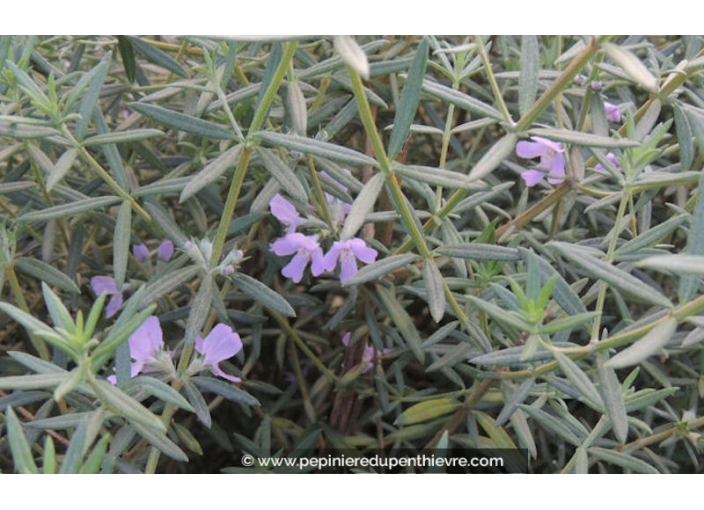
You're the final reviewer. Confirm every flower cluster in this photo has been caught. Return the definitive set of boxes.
[107,316,243,384]
[516,136,566,187]
[269,186,377,284]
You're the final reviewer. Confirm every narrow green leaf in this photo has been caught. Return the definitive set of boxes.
[421,79,503,120]
[624,387,679,412]
[79,434,110,474]
[423,258,446,323]
[539,312,599,335]
[680,175,704,302]
[126,36,188,78]
[437,243,521,261]
[75,53,110,140]
[92,379,166,433]
[58,413,89,474]
[550,242,672,309]
[588,446,659,473]
[464,295,533,331]
[597,355,629,443]
[376,285,424,363]
[606,317,677,369]
[529,128,639,148]
[343,253,418,286]
[519,36,539,116]
[335,35,369,79]
[615,215,687,256]
[17,196,122,223]
[255,147,307,202]
[0,373,68,391]
[42,436,56,474]
[466,133,518,182]
[131,102,233,139]
[518,404,582,446]
[673,104,693,172]
[14,257,80,294]
[0,301,62,339]
[113,201,131,289]
[5,407,39,474]
[180,144,242,202]
[394,164,478,189]
[46,148,79,192]
[552,350,603,407]
[181,381,212,427]
[496,379,534,426]
[341,172,385,240]
[231,273,296,317]
[184,273,214,346]
[394,398,460,426]
[82,129,164,146]
[116,36,136,84]
[143,265,200,304]
[388,38,428,159]
[602,43,658,92]
[53,366,85,402]
[256,131,377,167]
[124,376,194,413]
[191,376,260,406]
[638,254,704,274]
[6,61,50,106]
[41,282,75,334]
[285,80,308,136]
[130,422,189,462]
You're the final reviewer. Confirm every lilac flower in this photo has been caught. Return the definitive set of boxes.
[322,238,378,283]
[270,193,305,233]
[595,153,621,171]
[271,233,325,283]
[90,276,124,318]
[132,244,150,262]
[195,324,243,382]
[516,136,566,187]
[158,240,174,262]
[107,316,164,383]
[605,102,621,123]
[341,332,388,374]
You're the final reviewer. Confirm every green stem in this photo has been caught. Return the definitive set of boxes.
[210,148,252,267]
[515,36,611,132]
[249,42,298,134]
[78,146,152,223]
[589,189,630,340]
[346,64,430,258]
[7,264,49,360]
[269,309,337,382]
[476,36,512,124]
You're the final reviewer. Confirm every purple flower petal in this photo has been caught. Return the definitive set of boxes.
[531,136,564,154]
[128,316,163,368]
[605,102,621,123]
[349,239,377,264]
[158,240,174,262]
[199,324,242,366]
[516,141,546,159]
[208,364,241,383]
[270,194,304,232]
[105,293,123,319]
[91,276,118,295]
[339,255,358,283]
[309,246,326,276]
[282,252,311,283]
[521,169,545,187]
[341,332,351,347]
[547,153,566,184]
[132,244,150,262]
[322,243,341,272]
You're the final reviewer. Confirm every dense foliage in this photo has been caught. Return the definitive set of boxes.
[1,35,704,473]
